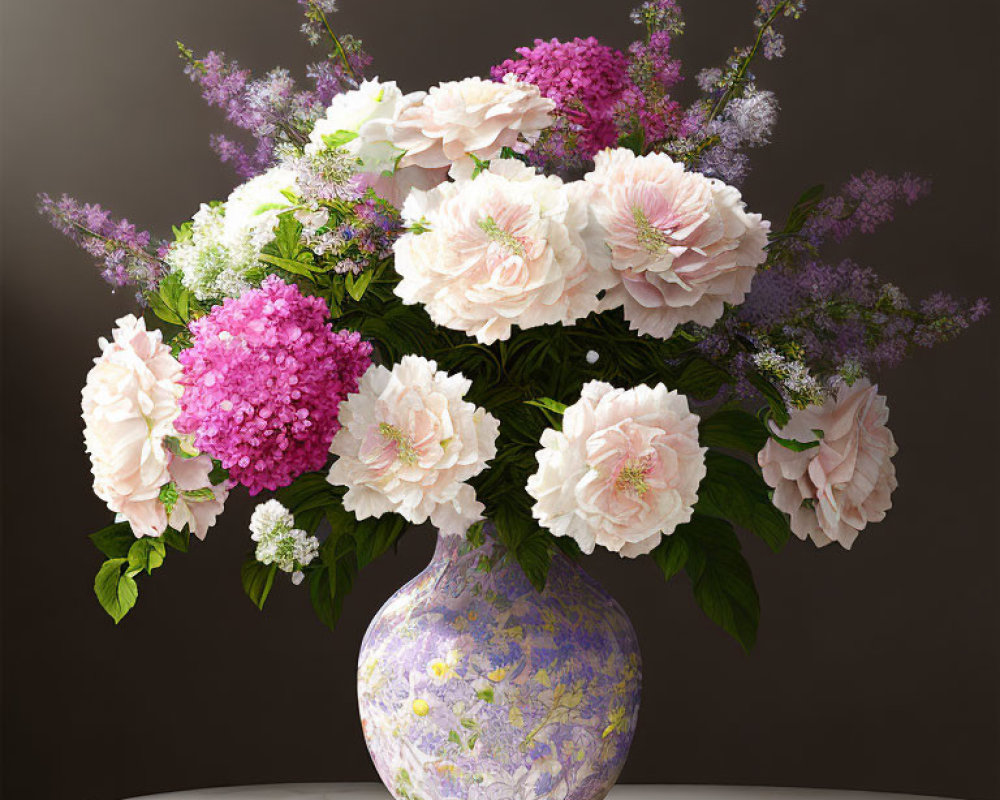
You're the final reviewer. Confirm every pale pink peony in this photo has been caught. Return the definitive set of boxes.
[327,356,500,536]
[758,379,898,549]
[82,315,184,536]
[527,381,706,557]
[393,159,615,344]
[118,453,230,540]
[163,454,230,540]
[582,148,769,338]
[393,74,555,170]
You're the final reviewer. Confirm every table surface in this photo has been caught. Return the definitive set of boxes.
[128,783,948,800]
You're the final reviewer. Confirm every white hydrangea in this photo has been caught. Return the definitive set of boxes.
[222,165,298,250]
[249,499,319,584]
[167,166,299,301]
[166,203,261,301]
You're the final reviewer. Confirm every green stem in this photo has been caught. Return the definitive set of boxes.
[310,0,358,83]
[707,1,788,124]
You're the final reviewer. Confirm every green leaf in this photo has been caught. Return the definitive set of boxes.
[127,537,166,576]
[345,269,373,302]
[465,521,486,549]
[89,522,135,558]
[475,687,495,703]
[748,372,790,426]
[322,129,359,149]
[767,428,820,452]
[259,253,320,278]
[699,409,769,455]
[94,559,139,624]
[674,358,730,401]
[162,527,190,553]
[241,560,278,611]
[776,183,825,239]
[147,271,196,326]
[524,397,567,415]
[493,504,552,592]
[696,451,791,553]
[675,515,760,653]
[353,514,407,570]
[308,564,338,629]
[448,730,462,746]
[271,214,305,261]
[650,534,689,581]
[277,471,342,534]
[618,124,646,156]
[308,532,360,631]
[208,461,229,486]
[146,291,183,326]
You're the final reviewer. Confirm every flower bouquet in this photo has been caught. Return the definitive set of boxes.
[43,1,988,798]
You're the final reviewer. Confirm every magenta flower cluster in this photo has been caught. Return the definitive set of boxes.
[176,276,372,495]
[492,37,630,164]
[492,30,684,168]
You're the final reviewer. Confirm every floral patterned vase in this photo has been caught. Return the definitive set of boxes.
[357,527,641,800]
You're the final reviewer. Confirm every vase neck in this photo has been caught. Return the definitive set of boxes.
[431,523,498,562]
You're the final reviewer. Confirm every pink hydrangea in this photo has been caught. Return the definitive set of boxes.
[176,276,372,494]
[492,37,629,161]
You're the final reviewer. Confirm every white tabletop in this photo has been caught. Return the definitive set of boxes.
[127,783,948,800]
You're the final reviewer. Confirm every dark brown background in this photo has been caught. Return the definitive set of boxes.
[2,1,998,799]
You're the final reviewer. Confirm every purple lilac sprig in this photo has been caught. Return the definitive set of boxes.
[630,0,685,36]
[178,14,371,180]
[799,171,932,247]
[616,5,686,149]
[663,0,804,179]
[38,193,165,294]
[698,259,989,397]
[301,192,403,274]
[298,1,371,85]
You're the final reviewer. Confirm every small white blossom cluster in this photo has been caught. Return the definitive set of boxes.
[167,203,261,301]
[249,500,319,585]
[752,348,826,408]
[168,166,297,301]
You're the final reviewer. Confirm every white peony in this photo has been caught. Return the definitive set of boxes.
[759,379,898,549]
[82,315,184,537]
[221,165,298,250]
[393,158,615,344]
[393,74,555,170]
[527,381,706,557]
[307,78,410,175]
[327,355,499,535]
[581,148,769,339]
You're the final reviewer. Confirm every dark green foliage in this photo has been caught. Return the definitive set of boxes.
[273,471,408,629]
[696,450,792,553]
[651,514,760,652]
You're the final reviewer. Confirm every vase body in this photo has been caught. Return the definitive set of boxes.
[357,529,641,800]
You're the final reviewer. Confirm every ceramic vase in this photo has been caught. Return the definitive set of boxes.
[357,527,641,800]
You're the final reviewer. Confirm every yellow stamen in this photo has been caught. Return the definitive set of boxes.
[615,457,651,497]
[632,206,671,254]
[478,216,525,258]
[378,423,418,465]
